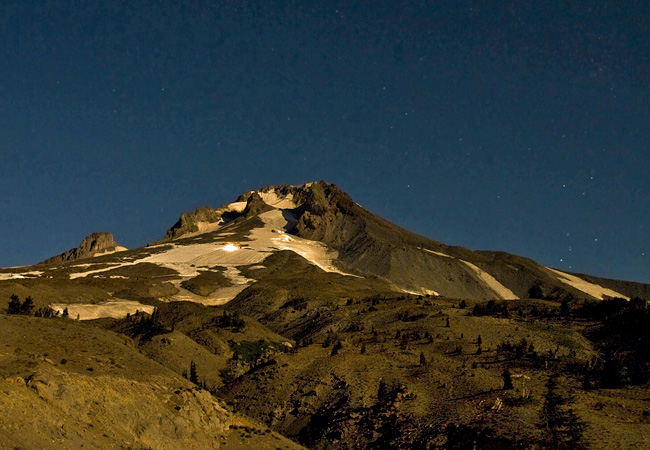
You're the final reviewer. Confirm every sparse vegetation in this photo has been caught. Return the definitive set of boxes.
[111,308,168,341]
[34,305,59,318]
[280,297,308,311]
[7,294,35,315]
[472,299,510,317]
[211,310,245,331]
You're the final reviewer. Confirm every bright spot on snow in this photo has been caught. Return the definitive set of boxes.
[222,243,240,252]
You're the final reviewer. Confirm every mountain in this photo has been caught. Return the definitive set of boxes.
[2,180,643,319]
[42,232,127,264]
[2,181,650,449]
[153,181,641,304]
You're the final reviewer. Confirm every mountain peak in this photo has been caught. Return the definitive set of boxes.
[42,232,127,264]
[164,181,337,241]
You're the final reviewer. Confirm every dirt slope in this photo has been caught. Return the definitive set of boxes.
[0,314,303,450]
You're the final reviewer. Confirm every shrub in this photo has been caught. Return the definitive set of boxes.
[330,340,343,356]
[34,306,58,318]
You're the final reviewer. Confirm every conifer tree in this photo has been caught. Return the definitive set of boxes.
[21,296,34,315]
[8,294,21,314]
[502,367,513,390]
[539,373,586,449]
[189,360,199,384]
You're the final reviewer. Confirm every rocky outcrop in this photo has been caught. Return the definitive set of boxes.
[165,207,227,240]
[43,232,126,264]
[242,192,275,217]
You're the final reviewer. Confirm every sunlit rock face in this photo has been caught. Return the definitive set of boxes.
[42,232,126,264]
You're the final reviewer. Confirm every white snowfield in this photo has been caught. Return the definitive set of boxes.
[92,246,128,257]
[403,287,440,296]
[420,248,453,258]
[418,248,518,300]
[144,242,268,266]
[69,263,130,279]
[547,268,629,300]
[460,260,520,300]
[258,190,298,209]
[0,271,43,281]
[255,210,356,276]
[50,300,155,320]
[66,191,356,311]
[228,201,247,212]
[178,266,256,306]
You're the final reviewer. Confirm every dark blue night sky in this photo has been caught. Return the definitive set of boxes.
[1,1,649,282]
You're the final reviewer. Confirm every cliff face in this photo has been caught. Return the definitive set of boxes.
[43,232,126,264]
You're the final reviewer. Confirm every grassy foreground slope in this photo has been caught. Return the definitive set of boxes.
[0,314,304,450]
[218,294,650,449]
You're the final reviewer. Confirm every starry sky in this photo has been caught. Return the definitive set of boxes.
[1,1,649,283]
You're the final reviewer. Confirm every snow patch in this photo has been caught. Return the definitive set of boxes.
[258,190,297,209]
[420,248,453,258]
[460,260,519,300]
[66,207,359,307]
[0,271,43,280]
[50,300,155,320]
[196,285,251,305]
[143,242,268,267]
[191,222,224,235]
[227,201,247,212]
[92,246,128,257]
[171,267,253,307]
[403,287,440,296]
[256,210,358,276]
[69,263,137,279]
[547,268,629,300]
[223,266,253,285]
